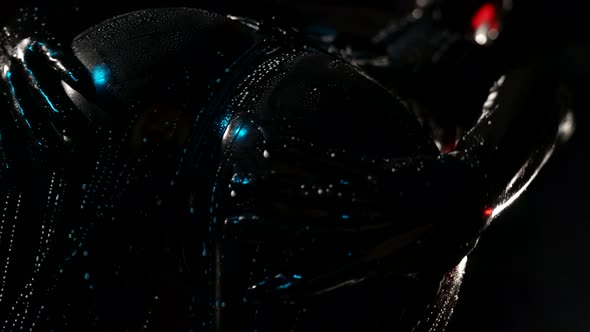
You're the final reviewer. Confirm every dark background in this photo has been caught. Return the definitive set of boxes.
[446,2,590,331]
[3,1,590,331]
[451,57,590,332]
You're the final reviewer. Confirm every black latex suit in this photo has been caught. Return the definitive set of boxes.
[0,2,573,331]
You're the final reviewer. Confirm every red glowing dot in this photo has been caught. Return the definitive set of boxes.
[440,141,457,154]
[483,208,494,217]
[471,3,499,30]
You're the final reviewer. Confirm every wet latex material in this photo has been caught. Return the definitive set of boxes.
[0,7,571,332]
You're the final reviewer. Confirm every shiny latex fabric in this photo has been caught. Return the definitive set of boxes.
[0,7,570,332]
[304,0,527,152]
[316,0,514,150]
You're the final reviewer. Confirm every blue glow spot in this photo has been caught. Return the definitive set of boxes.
[39,89,59,113]
[277,282,292,289]
[83,251,88,256]
[233,176,251,185]
[340,180,349,185]
[341,214,350,219]
[92,64,111,87]
[81,184,87,190]
[143,137,148,143]
[234,126,248,139]
[293,274,302,279]
[84,272,90,280]
[218,114,232,134]
[22,58,59,113]
[5,71,31,127]
[190,207,195,214]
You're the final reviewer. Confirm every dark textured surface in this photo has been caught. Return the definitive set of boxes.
[0,1,587,331]
[0,7,486,331]
[449,44,590,332]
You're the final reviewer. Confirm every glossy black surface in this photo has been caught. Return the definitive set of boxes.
[0,5,573,332]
